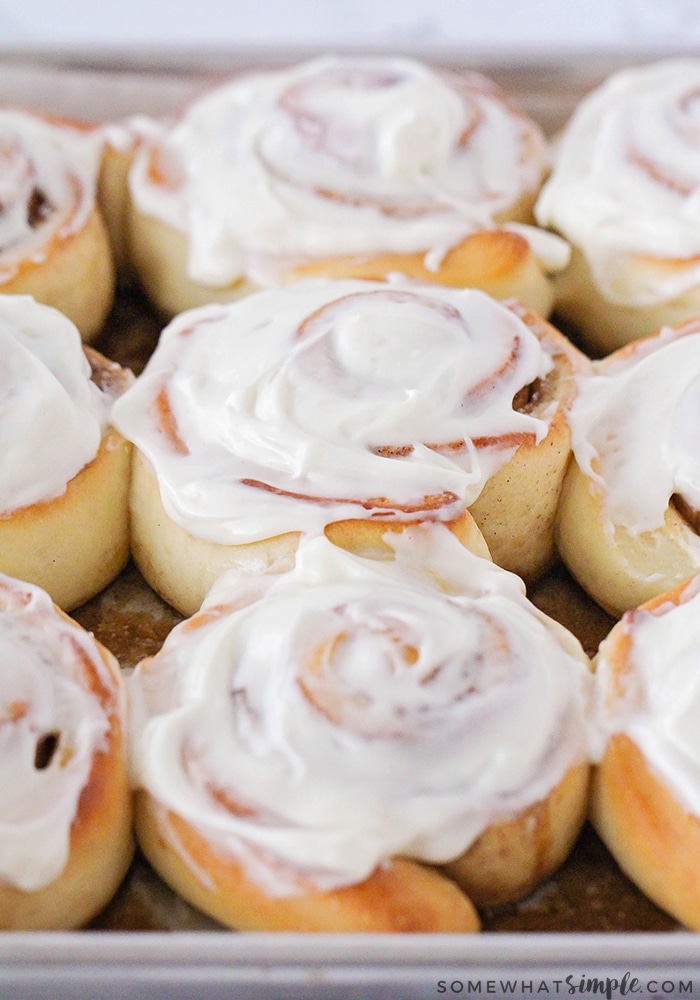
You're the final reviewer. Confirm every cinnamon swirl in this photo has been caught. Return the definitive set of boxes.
[535,59,700,356]
[0,108,115,342]
[0,573,133,929]
[127,55,568,318]
[0,294,132,611]
[556,317,700,617]
[128,529,592,931]
[112,278,587,615]
[591,574,700,930]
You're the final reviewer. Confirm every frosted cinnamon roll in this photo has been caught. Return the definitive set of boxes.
[112,278,587,615]
[127,55,568,319]
[128,529,591,931]
[536,59,700,356]
[556,317,700,618]
[0,107,115,341]
[0,573,133,929]
[0,294,132,611]
[591,573,700,930]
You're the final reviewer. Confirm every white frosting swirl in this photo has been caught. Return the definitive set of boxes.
[0,294,114,514]
[111,279,557,544]
[128,55,552,287]
[128,528,591,896]
[536,59,700,307]
[0,573,123,891]
[594,574,700,816]
[0,109,102,281]
[568,319,700,536]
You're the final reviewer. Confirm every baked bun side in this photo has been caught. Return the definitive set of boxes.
[590,577,700,930]
[0,109,116,342]
[130,450,490,618]
[0,427,132,612]
[127,56,561,317]
[127,208,257,318]
[0,711,134,930]
[0,302,133,610]
[113,280,585,610]
[443,759,590,907]
[127,532,591,930]
[555,317,700,617]
[550,246,700,358]
[591,732,700,932]
[535,60,700,355]
[0,577,134,929]
[1,206,115,344]
[289,229,560,320]
[135,795,480,933]
[128,449,300,618]
[555,460,700,618]
[468,303,590,583]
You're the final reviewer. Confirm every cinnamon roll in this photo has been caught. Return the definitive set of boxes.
[535,59,700,356]
[556,316,700,618]
[128,529,592,931]
[0,294,133,611]
[0,108,115,342]
[0,573,133,929]
[591,574,700,930]
[127,55,568,319]
[112,278,588,615]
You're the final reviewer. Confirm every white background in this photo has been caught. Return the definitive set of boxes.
[0,0,699,51]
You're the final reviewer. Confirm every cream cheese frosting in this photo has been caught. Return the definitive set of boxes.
[128,528,592,896]
[568,318,700,540]
[0,109,102,282]
[111,278,558,544]
[0,573,123,892]
[0,294,114,514]
[594,574,700,817]
[535,59,700,307]
[128,55,557,287]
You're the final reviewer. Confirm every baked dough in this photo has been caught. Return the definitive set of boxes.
[536,59,700,356]
[0,574,133,929]
[590,574,700,930]
[112,279,588,615]
[0,108,115,341]
[0,296,132,610]
[127,55,568,318]
[556,317,700,617]
[128,530,592,930]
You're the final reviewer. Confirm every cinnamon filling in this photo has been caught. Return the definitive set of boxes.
[513,376,544,414]
[34,730,60,770]
[27,187,53,228]
[672,493,700,534]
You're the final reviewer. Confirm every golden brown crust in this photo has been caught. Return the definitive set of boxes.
[134,791,479,932]
[591,732,700,931]
[443,760,590,907]
[127,207,255,319]
[469,306,591,584]
[589,579,700,930]
[1,205,115,343]
[290,229,557,319]
[555,457,700,618]
[128,190,556,320]
[130,450,491,617]
[129,450,300,617]
[0,426,132,612]
[323,508,491,562]
[551,246,700,357]
[0,630,134,930]
[98,141,137,285]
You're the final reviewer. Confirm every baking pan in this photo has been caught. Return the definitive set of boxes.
[1,51,698,999]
